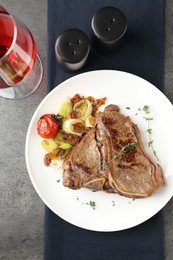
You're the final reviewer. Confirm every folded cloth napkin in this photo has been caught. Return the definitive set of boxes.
[44,1,165,260]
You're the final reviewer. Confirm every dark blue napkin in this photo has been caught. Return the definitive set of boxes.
[44,1,165,260]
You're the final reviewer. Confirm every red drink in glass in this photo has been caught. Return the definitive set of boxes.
[0,5,43,99]
[0,12,36,86]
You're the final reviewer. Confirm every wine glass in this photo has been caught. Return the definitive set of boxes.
[0,4,43,99]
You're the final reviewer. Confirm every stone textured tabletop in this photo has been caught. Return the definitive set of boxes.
[0,0,172,259]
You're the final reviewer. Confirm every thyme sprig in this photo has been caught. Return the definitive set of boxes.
[105,142,137,165]
[142,105,159,161]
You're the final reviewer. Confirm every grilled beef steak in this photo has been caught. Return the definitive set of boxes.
[62,105,164,198]
[63,128,113,192]
[95,105,164,198]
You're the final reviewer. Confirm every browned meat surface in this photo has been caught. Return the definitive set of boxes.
[62,105,165,198]
[96,105,164,198]
[63,128,113,192]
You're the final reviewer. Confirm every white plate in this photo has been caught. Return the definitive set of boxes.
[25,70,173,232]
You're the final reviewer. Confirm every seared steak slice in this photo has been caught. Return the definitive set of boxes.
[63,128,112,191]
[95,105,164,198]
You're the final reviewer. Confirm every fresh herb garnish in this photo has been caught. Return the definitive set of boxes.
[51,114,64,125]
[86,200,96,210]
[126,107,130,110]
[105,142,137,165]
[142,105,159,161]
[129,198,136,204]
[112,200,116,206]
[120,142,137,152]
[79,199,96,209]
[57,179,60,183]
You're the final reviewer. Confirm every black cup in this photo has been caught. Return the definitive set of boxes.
[55,28,90,71]
[91,6,127,54]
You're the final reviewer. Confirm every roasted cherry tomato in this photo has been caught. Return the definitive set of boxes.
[37,114,59,138]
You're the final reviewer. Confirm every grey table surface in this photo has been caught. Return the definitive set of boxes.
[0,0,172,259]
